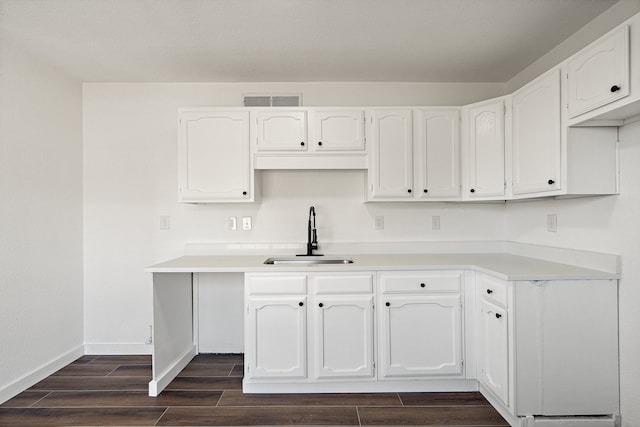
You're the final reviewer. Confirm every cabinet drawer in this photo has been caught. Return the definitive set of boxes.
[379,271,462,293]
[246,275,307,295]
[478,274,508,308]
[314,274,373,295]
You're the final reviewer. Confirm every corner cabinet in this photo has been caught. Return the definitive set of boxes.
[475,272,620,426]
[178,110,253,202]
[511,68,562,196]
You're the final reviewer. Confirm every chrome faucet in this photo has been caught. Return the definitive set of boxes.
[298,206,322,256]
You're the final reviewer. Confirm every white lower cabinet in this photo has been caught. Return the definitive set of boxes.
[312,274,374,379]
[475,272,620,426]
[244,275,307,380]
[478,298,509,406]
[244,272,375,383]
[379,294,463,378]
[378,271,464,379]
[244,270,468,389]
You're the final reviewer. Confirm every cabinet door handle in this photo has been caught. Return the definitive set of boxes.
[486,289,493,294]
[298,302,304,307]
[548,179,555,185]
[407,189,412,194]
[300,141,305,146]
[495,313,502,319]
[610,85,621,92]
[385,302,390,307]
[423,189,428,193]
[318,141,323,146]
[470,188,476,193]
[318,303,324,308]
[420,283,426,288]
[242,191,247,196]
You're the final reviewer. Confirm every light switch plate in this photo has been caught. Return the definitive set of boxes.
[242,216,252,231]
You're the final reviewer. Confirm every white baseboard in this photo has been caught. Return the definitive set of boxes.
[83,343,152,355]
[148,344,197,397]
[0,345,84,405]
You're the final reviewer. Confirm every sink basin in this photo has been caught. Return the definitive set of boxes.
[264,256,354,265]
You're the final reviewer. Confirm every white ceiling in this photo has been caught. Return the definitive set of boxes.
[0,0,619,82]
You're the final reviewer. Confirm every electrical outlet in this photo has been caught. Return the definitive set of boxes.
[242,216,252,231]
[432,215,441,231]
[375,216,384,230]
[228,216,237,231]
[159,215,171,230]
[547,214,557,232]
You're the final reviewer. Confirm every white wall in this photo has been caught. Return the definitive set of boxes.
[82,82,506,351]
[0,36,84,402]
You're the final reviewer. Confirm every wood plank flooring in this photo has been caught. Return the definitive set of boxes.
[0,354,509,426]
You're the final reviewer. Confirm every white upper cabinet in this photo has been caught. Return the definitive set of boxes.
[512,68,561,196]
[368,109,414,199]
[312,110,365,152]
[252,108,368,169]
[255,110,308,151]
[178,110,252,203]
[464,98,506,199]
[414,109,461,199]
[567,25,629,119]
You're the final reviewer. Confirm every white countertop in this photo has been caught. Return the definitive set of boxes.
[145,253,618,281]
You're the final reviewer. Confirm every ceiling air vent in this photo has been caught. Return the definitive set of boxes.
[243,94,302,107]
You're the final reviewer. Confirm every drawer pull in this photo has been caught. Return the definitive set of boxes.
[298,302,304,307]
[420,283,426,288]
[385,302,390,307]
[495,313,502,319]
[486,289,494,294]
[318,303,324,308]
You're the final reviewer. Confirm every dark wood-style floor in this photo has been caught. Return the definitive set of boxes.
[0,354,509,426]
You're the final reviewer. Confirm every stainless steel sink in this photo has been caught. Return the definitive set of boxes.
[264,256,354,265]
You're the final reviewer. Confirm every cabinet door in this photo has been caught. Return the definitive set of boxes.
[313,295,374,379]
[478,299,509,406]
[368,110,414,199]
[256,110,308,151]
[466,100,505,198]
[567,25,629,118]
[415,109,461,198]
[245,296,307,379]
[512,68,561,195]
[379,294,463,378]
[178,110,251,202]
[312,110,365,152]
